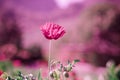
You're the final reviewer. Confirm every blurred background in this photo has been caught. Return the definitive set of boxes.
[0,0,120,80]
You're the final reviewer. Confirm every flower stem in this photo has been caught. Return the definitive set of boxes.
[62,72,66,80]
[48,40,52,80]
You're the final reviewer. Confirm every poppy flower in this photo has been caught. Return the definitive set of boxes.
[40,23,65,40]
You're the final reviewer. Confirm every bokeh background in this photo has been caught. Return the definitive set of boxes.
[0,0,120,80]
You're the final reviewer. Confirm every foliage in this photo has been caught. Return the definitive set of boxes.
[0,61,13,72]
[106,61,119,80]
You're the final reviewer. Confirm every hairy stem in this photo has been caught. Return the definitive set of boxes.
[48,40,52,80]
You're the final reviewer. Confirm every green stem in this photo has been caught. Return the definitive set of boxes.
[62,72,66,80]
[48,40,52,80]
[63,75,66,80]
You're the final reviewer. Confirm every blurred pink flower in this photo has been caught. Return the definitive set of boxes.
[40,23,65,40]
[13,60,22,67]
[0,70,3,76]
[0,78,4,80]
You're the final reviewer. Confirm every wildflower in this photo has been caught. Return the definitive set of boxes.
[40,23,65,40]
[40,22,66,80]
[0,78,4,80]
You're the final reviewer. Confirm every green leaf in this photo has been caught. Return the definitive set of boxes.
[74,59,80,62]
[14,70,22,76]
[38,70,42,80]
[7,76,12,80]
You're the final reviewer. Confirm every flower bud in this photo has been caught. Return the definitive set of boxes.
[63,72,69,78]
[106,60,115,68]
[49,71,54,79]
[29,74,33,77]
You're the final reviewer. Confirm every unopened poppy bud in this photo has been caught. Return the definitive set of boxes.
[106,60,115,68]
[29,74,33,77]
[49,71,54,78]
[63,72,69,78]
